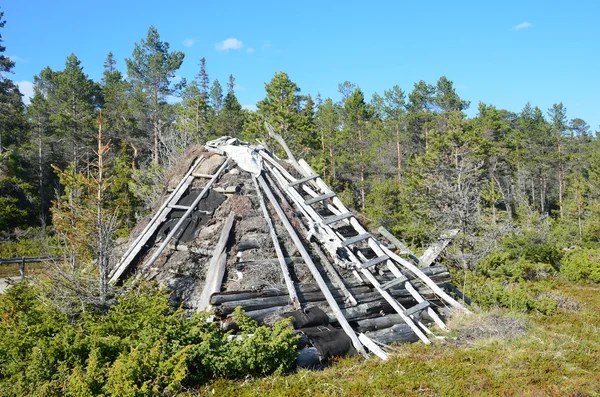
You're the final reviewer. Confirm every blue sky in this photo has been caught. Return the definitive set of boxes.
[3,0,599,130]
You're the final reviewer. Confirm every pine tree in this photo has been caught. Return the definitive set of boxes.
[220,76,244,138]
[315,98,340,181]
[407,80,436,152]
[33,55,99,169]
[257,72,304,151]
[101,53,137,144]
[126,26,184,164]
[382,85,407,180]
[548,103,568,218]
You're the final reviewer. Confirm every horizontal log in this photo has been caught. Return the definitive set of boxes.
[215,280,452,318]
[215,286,373,315]
[211,271,450,306]
[365,323,420,345]
[211,284,373,306]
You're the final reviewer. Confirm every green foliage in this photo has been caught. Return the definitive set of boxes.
[111,140,140,237]
[478,253,555,281]
[0,283,300,396]
[461,272,557,314]
[560,248,600,283]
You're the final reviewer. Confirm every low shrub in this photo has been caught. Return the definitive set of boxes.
[560,248,600,283]
[478,252,554,281]
[460,272,557,315]
[0,282,299,396]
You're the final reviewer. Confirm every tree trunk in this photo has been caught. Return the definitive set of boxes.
[329,143,335,181]
[558,140,564,218]
[38,124,44,224]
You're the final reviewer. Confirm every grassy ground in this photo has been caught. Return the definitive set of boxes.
[201,280,600,396]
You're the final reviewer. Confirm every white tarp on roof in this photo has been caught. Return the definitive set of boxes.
[205,137,264,177]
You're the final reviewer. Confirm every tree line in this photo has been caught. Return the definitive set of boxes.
[1,20,599,274]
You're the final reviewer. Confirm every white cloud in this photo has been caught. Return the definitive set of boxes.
[262,41,271,49]
[513,22,532,31]
[182,38,195,47]
[246,48,255,53]
[242,104,257,111]
[16,81,33,105]
[216,38,243,51]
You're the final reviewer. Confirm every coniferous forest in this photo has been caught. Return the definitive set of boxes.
[1,15,600,396]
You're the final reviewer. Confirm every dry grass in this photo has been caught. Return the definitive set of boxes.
[447,311,528,346]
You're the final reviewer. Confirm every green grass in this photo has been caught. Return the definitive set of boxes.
[200,280,600,396]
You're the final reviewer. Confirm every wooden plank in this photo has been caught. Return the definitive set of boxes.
[380,275,408,290]
[360,255,389,269]
[404,301,431,317]
[168,204,192,210]
[109,185,188,282]
[256,173,367,357]
[404,281,448,331]
[191,172,215,178]
[196,213,235,311]
[341,233,371,247]
[252,177,301,310]
[304,192,336,206]
[358,333,389,360]
[379,244,471,314]
[323,212,354,225]
[419,229,459,267]
[288,173,319,187]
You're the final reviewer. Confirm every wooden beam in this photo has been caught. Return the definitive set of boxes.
[139,157,230,275]
[419,229,459,267]
[304,192,336,206]
[110,155,205,282]
[288,173,319,187]
[379,244,471,314]
[256,173,367,357]
[252,177,301,310]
